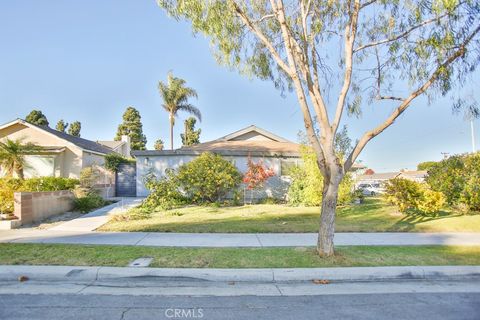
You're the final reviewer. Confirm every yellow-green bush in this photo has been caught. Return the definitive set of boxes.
[287,146,353,206]
[385,178,445,215]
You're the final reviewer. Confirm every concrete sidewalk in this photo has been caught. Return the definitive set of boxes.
[1,230,479,247]
[48,197,143,232]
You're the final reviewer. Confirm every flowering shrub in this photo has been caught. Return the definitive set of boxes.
[385,178,445,215]
[242,157,275,190]
[177,152,242,203]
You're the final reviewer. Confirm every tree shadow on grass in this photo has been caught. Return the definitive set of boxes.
[387,210,464,232]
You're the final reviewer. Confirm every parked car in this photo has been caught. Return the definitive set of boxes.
[357,183,385,196]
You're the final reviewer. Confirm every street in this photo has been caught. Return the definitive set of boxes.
[0,279,478,320]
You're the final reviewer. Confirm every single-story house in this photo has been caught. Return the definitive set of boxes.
[356,170,428,186]
[133,125,364,199]
[0,119,129,180]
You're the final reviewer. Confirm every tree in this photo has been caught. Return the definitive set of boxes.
[0,138,41,179]
[56,120,69,133]
[158,0,480,256]
[68,121,82,137]
[25,110,49,126]
[158,72,201,150]
[417,161,437,171]
[154,139,164,150]
[115,107,147,150]
[180,117,201,146]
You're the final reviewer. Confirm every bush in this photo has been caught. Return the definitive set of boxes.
[176,152,242,203]
[385,178,445,215]
[73,193,106,213]
[104,153,135,172]
[426,155,465,205]
[21,177,79,192]
[460,153,480,211]
[287,146,354,206]
[0,177,79,214]
[142,170,187,210]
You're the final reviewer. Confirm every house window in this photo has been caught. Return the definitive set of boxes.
[280,159,298,176]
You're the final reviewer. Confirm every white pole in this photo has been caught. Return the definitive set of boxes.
[472,119,476,153]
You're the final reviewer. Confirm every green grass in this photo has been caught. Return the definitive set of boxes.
[98,198,480,233]
[0,244,479,268]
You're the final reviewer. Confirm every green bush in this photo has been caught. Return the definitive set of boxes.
[104,153,135,172]
[176,152,242,203]
[142,170,187,210]
[0,177,79,214]
[73,193,106,213]
[287,146,353,206]
[460,153,480,211]
[385,178,445,215]
[21,177,79,192]
[426,155,465,205]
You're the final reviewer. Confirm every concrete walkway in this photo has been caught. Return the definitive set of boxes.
[0,230,479,247]
[48,197,143,232]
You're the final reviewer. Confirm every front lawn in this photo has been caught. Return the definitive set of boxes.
[1,243,479,268]
[98,198,480,233]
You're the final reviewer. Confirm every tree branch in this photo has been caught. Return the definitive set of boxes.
[345,23,480,171]
[331,0,360,134]
[231,1,293,75]
[353,12,450,53]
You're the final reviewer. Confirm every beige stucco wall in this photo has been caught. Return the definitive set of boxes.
[0,123,85,178]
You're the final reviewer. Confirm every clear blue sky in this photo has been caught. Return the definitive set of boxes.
[0,0,478,172]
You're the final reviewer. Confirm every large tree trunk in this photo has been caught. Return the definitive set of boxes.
[317,173,342,257]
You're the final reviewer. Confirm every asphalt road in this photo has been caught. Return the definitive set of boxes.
[0,280,478,320]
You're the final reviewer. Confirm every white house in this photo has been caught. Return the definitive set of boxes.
[133,125,364,199]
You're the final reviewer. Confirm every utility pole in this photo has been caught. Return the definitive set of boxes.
[471,119,476,153]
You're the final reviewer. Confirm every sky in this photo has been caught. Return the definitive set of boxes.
[0,0,478,172]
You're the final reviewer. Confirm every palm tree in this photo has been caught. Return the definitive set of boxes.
[0,138,41,180]
[158,72,201,150]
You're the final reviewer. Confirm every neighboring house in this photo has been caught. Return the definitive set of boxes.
[0,119,117,179]
[133,125,364,198]
[356,170,428,186]
[97,136,132,157]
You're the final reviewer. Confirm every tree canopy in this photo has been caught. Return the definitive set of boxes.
[181,117,201,146]
[25,110,49,126]
[115,107,147,151]
[56,120,68,133]
[68,121,82,137]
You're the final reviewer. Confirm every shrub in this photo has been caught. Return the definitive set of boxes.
[73,193,106,213]
[385,178,445,215]
[21,177,79,192]
[287,146,354,206]
[176,152,242,203]
[460,153,480,211]
[0,177,79,214]
[426,155,465,205]
[142,170,187,210]
[104,153,135,172]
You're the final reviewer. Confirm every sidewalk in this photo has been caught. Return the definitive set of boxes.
[48,197,143,232]
[1,230,479,247]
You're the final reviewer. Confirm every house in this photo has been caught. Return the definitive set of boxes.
[0,119,128,180]
[97,136,132,157]
[133,125,364,198]
[356,170,428,186]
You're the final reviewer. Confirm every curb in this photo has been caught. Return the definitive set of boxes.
[0,265,479,283]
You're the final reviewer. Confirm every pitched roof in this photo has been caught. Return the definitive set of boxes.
[216,125,291,142]
[0,119,114,155]
[357,172,401,181]
[97,140,125,150]
[181,140,300,155]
